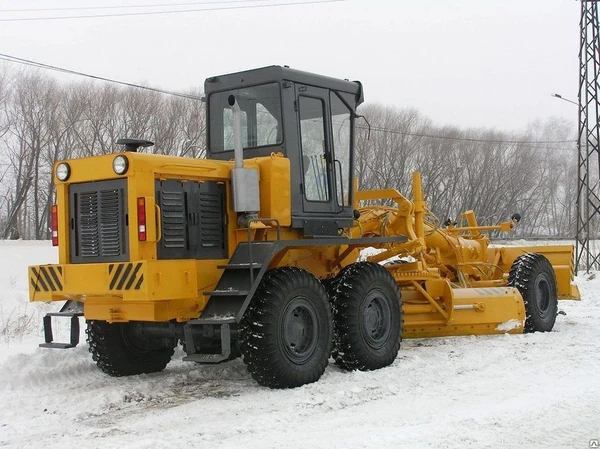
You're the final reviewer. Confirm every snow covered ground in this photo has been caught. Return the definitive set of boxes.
[0,240,599,449]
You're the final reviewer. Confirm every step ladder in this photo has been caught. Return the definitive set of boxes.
[182,317,236,363]
[182,220,281,363]
[39,300,83,349]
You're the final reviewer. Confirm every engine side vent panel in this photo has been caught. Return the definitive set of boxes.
[197,182,227,259]
[157,180,189,259]
[160,189,187,249]
[156,179,227,260]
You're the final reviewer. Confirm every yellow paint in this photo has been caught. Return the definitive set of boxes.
[255,153,291,226]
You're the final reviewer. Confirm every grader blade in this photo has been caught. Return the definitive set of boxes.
[403,287,525,339]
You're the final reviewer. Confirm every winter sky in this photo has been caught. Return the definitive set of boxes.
[0,0,581,131]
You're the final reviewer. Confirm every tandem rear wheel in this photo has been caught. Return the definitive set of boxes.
[238,263,402,389]
[328,262,402,371]
[239,267,333,389]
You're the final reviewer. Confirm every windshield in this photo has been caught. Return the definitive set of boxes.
[208,82,283,153]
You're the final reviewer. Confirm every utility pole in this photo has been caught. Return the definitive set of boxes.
[576,0,600,271]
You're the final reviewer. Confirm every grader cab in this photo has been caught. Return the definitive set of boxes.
[29,66,580,388]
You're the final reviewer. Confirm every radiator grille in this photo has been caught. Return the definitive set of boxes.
[70,179,128,263]
[78,191,100,257]
[99,189,122,256]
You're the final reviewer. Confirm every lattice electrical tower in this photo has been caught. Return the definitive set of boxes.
[576,0,600,271]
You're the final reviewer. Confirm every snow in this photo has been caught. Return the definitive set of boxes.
[1,240,599,448]
[495,319,524,332]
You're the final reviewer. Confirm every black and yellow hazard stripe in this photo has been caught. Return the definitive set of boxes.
[108,262,144,290]
[30,266,64,292]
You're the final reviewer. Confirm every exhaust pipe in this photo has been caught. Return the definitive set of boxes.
[227,95,260,224]
[228,95,244,170]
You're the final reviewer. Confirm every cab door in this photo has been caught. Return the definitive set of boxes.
[295,85,336,215]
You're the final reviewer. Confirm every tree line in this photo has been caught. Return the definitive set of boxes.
[354,105,577,237]
[0,67,577,240]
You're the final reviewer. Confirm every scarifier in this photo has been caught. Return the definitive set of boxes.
[29,66,580,388]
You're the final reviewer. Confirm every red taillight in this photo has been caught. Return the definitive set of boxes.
[137,197,146,241]
[51,205,58,246]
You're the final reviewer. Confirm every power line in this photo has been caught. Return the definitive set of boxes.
[0,0,271,13]
[0,52,202,101]
[0,0,345,22]
[356,124,577,146]
[0,52,579,147]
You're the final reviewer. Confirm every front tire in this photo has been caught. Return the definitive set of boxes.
[507,253,558,332]
[86,321,176,376]
[239,267,333,389]
[330,262,402,371]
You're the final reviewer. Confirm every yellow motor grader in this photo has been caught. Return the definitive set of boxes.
[29,66,580,388]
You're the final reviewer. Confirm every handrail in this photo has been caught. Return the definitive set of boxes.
[154,205,162,242]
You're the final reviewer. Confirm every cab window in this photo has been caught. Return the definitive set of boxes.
[209,83,283,153]
[330,92,352,207]
[299,96,330,202]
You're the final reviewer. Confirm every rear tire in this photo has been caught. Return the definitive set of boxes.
[239,267,332,389]
[86,321,176,376]
[329,262,402,371]
[507,253,558,332]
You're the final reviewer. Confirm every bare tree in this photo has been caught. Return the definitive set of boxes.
[2,72,59,238]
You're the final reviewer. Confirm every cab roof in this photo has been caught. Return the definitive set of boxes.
[204,65,364,105]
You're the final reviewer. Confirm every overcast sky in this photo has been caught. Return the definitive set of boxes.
[0,0,581,132]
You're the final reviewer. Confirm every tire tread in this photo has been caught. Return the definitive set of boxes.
[86,321,174,377]
[330,262,402,371]
[239,267,332,389]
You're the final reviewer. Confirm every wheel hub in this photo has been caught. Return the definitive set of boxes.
[534,274,551,314]
[281,297,318,364]
[361,289,392,350]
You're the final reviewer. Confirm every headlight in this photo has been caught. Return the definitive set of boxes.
[113,155,129,175]
[55,163,70,181]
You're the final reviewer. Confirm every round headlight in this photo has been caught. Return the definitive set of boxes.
[113,155,129,175]
[56,162,70,181]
